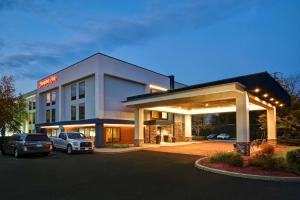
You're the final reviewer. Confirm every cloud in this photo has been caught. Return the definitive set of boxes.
[0,0,271,83]
[67,0,271,50]
[0,53,62,79]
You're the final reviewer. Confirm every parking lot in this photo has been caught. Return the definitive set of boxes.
[1,149,300,200]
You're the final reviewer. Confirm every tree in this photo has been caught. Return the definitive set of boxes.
[260,73,300,138]
[0,76,27,136]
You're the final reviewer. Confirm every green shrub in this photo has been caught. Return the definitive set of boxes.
[210,152,244,167]
[192,136,206,141]
[286,149,300,174]
[104,144,130,148]
[260,143,274,155]
[249,154,288,171]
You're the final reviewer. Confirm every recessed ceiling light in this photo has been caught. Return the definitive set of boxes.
[275,101,279,104]
[254,88,260,93]
[270,98,274,101]
[280,104,284,107]
[205,103,209,107]
[263,93,268,97]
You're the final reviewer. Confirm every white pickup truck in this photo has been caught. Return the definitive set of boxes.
[50,132,94,154]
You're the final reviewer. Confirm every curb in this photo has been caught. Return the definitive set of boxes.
[194,157,300,182]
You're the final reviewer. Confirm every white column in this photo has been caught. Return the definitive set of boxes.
[236,92,250,155]
[58,85,62,121]
[134,108,144,146]
[184,114,192,141]
[95,72,104,119]
[267,106,277,141]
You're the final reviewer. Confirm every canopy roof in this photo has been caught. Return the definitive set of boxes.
[126,72,290,107]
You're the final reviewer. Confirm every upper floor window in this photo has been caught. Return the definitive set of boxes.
[46,110,50,122]
[79,81,85,99]
[28,101,32,110]
[79,103,85,120]
[51,109,56,122]
[71,105,76,120]
[51,91,56,105]
[32,100,36,110]
[71,84,77,101]
[46,93,51,106]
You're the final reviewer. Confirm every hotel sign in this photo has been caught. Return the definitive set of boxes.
[38,75,58,89]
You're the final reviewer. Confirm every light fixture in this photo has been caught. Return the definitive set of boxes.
[205,103,209,107]
[263,93,268,97]
[254,88,260,93]
[149,84,168,92]
[280,104,284,107]
[275,101,279,104]
[270,98,274,101]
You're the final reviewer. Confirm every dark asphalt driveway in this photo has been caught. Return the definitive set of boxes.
[0,150,299,200]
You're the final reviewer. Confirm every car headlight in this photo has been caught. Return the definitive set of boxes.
[72,142,79,146]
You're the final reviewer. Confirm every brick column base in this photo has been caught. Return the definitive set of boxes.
[134,139,144,147]
[185,137,192,142]
[267,139,277,146]
[235,142,250,156]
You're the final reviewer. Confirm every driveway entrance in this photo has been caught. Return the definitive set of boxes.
[145,141,234,156]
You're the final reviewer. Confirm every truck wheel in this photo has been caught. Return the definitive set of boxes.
[66,145,72,154]
[14,149,20,158]
[51,142,56,150]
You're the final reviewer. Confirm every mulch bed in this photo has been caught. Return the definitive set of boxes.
[199,157,299,177]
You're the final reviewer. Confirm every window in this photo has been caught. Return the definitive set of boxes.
[32,100,36,109]
[161,112,168,120]
[51,91,56,105]
[46,93,51,106]
[28,101,32,110]
[46,110,50,122]
[79,81,85,99]
[151,111,160,119]
[71,105,76,120]
[79,103,85,120]
[151,111,168,120]
[71,84,77,100]
[32,112,36,124]
[105,127,121,143]
[51,109,56,122]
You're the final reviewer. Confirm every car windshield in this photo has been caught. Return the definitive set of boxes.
[25,135,50,142]
[67,133,86,139]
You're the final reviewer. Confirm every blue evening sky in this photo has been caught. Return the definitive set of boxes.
[0,0,299,93]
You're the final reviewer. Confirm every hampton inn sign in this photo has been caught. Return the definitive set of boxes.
[38,75,58,89]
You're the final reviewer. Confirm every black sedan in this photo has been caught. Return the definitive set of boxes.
[1,134,52,158]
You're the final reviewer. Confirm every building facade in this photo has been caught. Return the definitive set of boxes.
[23,53,186,147]
[21,52,290,154]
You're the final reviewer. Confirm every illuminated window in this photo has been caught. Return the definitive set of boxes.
[161,112,168,120]
[79,81,85,99]
[46,110,50,122]
[79,103,85,120]
[105,127,121,143]
[46,93,51,106]
[71,84,77,101]
[151,111,160,119]
[51,109,56,122]
[71,105,76,120]
[51,91,56,105]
